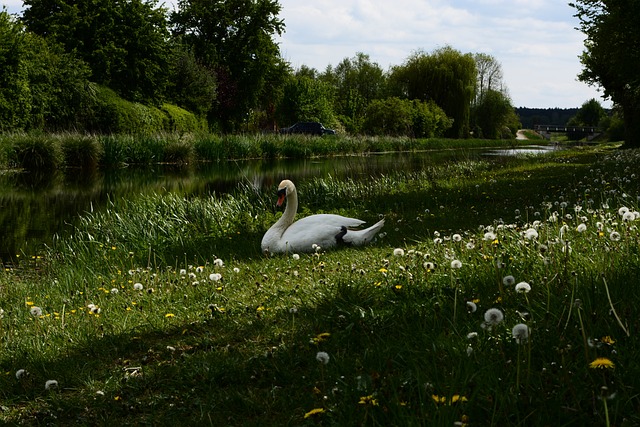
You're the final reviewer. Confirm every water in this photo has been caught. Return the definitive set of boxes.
[0,147,550,259]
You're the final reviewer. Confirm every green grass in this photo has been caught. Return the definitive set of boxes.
[2,144,640,426]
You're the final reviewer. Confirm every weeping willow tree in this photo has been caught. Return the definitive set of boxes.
[388,46,476,138]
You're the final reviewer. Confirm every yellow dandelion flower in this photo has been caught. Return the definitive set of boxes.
[589,357,615,369]
[358,395,379,406]
[601,336,615,345]
[256,306,265,312]
[432,394,446,404]
[451,395,468,403]
[379,268,388,273]
[26,301,34,306]
[165,313,175,318]
[304,408,325,419]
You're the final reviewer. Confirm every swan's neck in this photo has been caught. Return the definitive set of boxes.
[274,189,298,233]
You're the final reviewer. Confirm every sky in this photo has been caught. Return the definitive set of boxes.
[2,0,610,109]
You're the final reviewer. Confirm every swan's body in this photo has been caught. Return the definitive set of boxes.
[261,180,385,254]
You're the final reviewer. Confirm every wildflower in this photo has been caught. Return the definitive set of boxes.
[483,308,504,326]
[515,281,531,293]
[209,273,222,282]
[213,258,224,267]
[133,283,144,291]
[393,248,405,257]
[577,223,587,232]
[466,242,475,250]
[292,253,300,260]
[450,260,462,269]
[609,231,621,242]
[316,351,330,365]
[483,231,496,241]
[623,211,636,222]
[304,408,326,419]
[601,336,616,345]
[179,269,187,275]
[466,301,477,313]
[358,394,379,406]
[165,313,175,318]
[618,206,629,216]
[452,233,462,242]
[45,380,58,390]
[512,323,530,344]
[524,228,538,240]
[423,262,436,271]
[502,275,515,286]
[15,369,27,380]
[233,267,240,273]
[110,288,119,294]
[87,304,101,315]
[29,306,43,317]
[589,357,615,369]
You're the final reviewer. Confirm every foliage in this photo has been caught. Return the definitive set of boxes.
[1,146,640,425]
[472,89,517,139]
[22,0,171,104]
[0,12,31,131]
[571,0,640,147]
[171,0,285,131]
[568,98,607,127]
[362,97,452,138]
[321,53,386,134]
[276,75,337,128]
[388,46,476,138]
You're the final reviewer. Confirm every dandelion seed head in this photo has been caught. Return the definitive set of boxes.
[610,231,621,242]
[316,351,330,365]
[209,273,222,282]
[524,228,538,240]
[450,259,462,269]
[133,283,143,291]
[577,223,587,232]
[515,281,531,293]
[483,308,504,326]
[483,231,497,241]
[45,380,58,390]
[29,306,42,317]
[452,234,462,242]
[292,253,300,260]
[393,248,405,257]
[213,258,224,267]
[466,301,477,313]
[15,369,26,380]
[512,323,530,343]
[502,275,515,286]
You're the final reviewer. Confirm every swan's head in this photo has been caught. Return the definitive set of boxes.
[276,179,295,207]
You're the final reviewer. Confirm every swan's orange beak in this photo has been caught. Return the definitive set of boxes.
[276,188,286,207]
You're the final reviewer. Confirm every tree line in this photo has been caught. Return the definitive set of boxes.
[1,0,629,143]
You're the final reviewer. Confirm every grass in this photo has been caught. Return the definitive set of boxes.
[1,143,640,425]
[0,132,536,172]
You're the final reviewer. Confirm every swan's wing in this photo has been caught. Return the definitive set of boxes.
[295,213,365,229]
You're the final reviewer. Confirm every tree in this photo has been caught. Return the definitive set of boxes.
[322,53,386,133]
[276,74,336,128]
[171,0,285,131]
[362,97,452,138]
[473,53,505,106]
[568,98,606,127]
[388,46,476,138]
[571,0,640,147]
[472,89,517,139]
[22,0,170,103]
[0,11,31,131]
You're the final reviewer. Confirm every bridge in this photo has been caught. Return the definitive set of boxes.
[533,124,602,141]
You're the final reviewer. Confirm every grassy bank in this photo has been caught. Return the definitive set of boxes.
[1,145,639,425]
[0,132,536,171]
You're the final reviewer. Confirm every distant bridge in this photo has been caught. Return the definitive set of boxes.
[533,124,602,140]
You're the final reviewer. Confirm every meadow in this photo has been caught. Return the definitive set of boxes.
[1,141,639,426]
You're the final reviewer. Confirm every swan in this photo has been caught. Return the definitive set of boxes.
[261,179,385,254]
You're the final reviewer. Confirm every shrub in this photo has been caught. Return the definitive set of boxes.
[60,134,102,169]
[8,134,62,170]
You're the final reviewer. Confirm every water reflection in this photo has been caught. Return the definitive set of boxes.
[0,148,538,259]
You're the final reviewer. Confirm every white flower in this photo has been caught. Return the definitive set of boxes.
[515,281,531,293]
[512,323,530,344]
[502,275,515,286]
[292,253,300,260]
[209,273,222,282]
[110,288,119,294]
[15,369,27,380]
[29,306,43,317]
[233,267,240,273]
[524,228,538,240]
[623,211,636,222]
[316,351,330,365]
[577,223,587,232]
[45,380,58,390]
[618,206,630,216]
[195,266,204,273]
[483,231,497,241]
[610,231,621,242]
[466,301,477,313]
[483,308,504,326]
[466,242,475,250]
[214,258,224,267]
[133,283,144,291]
[423,262,436,271]
[393,248,405,257]
[452,234,462,242]
[179,269,187,275]
[450,260,462,269]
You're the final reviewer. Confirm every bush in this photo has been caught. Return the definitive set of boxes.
[161,103,204,133]
[8,134,62,170]
[60,134,102,169]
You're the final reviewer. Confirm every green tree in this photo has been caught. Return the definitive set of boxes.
[472,89,516,139]
[171,0,285,131]
[362,97,451,138]
[568,98,606,127]
[389,46,476,138]
[22,0,170,103]
[0,11,31,131]
[322,53,386,133]
[571,0,640,147]
[276,74,336,128]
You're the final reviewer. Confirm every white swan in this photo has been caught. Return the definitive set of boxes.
[261,179,385,254]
